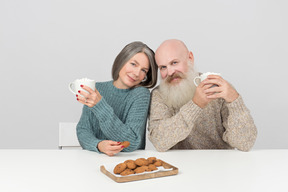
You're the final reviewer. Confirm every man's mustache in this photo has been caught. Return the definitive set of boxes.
[165,72,185,83]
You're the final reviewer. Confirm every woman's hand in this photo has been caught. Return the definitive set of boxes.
[76,85,102,107]
[97,140,124,156]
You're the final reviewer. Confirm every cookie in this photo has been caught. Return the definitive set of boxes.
[148,164,157,171]
[120,169,134,176]
[141,166,149,171]
[147,157,156,164]
[135,158,149,166]
[124,160,137,169]
[134,166,146,174]
[154,160,163,167]
[113,163,127,174]
[121,141,130,148]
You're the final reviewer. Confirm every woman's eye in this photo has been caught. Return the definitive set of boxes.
[142,69,147,74]
[131,63,136,66]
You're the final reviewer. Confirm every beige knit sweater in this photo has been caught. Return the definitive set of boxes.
[148,86,257,152]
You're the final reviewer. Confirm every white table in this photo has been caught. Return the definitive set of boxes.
[0,149,287,192]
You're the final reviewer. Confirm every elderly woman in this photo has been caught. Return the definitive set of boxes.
[76,41,158,156]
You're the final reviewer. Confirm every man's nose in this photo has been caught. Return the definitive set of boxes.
[167,66,175,76]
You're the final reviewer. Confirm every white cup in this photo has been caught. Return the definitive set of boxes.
[68,78,96,94]
[193,72,221,86]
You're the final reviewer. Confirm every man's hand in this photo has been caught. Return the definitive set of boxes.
[203,75,239,103]
[192,81,215,108]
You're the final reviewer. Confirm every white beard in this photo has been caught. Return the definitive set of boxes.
[159,66,198,109]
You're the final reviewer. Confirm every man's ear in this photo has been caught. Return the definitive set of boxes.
[188,51,194,65]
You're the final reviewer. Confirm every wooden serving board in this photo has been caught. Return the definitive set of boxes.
[100,160,178,183]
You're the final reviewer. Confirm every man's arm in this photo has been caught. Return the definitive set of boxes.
[221,95,258,151]
[202,75,257,151]
[148,88,202,152]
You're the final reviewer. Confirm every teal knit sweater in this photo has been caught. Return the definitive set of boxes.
[76,80,150,153]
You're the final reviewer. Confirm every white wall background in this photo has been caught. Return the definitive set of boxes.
[0,0,287,149]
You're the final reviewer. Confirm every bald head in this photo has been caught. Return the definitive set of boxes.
[155,39,194,80]
[156,39,188,56]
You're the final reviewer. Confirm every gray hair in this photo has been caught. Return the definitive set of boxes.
[112,41,158,88]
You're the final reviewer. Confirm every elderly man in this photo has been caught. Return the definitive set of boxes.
[148,39,257,152]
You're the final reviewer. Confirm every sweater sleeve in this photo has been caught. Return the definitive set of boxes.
[148,88,202,152]
[89,88,150,152]
[221,95,258,151]
[76,105,103,153]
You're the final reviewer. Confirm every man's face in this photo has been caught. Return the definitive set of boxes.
[155,45,192,85]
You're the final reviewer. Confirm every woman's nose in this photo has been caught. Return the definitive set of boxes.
[133,67,141,77]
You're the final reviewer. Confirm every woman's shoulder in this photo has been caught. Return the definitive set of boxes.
[127,87,150,106]
[131,86,150,95]
[95,80,113,90]
[96,80,111,86]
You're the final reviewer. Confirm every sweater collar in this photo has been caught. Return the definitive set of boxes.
[110,80,132,93]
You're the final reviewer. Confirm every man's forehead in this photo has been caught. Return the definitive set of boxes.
[156,45,187,65]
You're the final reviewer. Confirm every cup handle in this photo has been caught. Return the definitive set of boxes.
[68,83,76,94]
[193,77,201,86]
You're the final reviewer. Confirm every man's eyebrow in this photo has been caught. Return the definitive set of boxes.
[169,59,179,64]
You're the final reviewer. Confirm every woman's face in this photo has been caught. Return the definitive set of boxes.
[114,52,150,89]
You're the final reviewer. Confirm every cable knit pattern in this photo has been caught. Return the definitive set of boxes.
[77,80,150,153]
[148,86,257,152]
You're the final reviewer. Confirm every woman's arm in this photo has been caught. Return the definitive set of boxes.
[76,106,103,152]
[89,88,150,152]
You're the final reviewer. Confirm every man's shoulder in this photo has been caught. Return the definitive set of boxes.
[150,86,168,104]
[151,85,160,93]
[150,85,162,97]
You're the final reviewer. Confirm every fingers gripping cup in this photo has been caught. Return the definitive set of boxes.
[193,72,221,86]
[69,78,96,94]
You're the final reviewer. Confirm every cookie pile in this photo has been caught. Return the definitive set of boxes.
[113,157,163,176]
